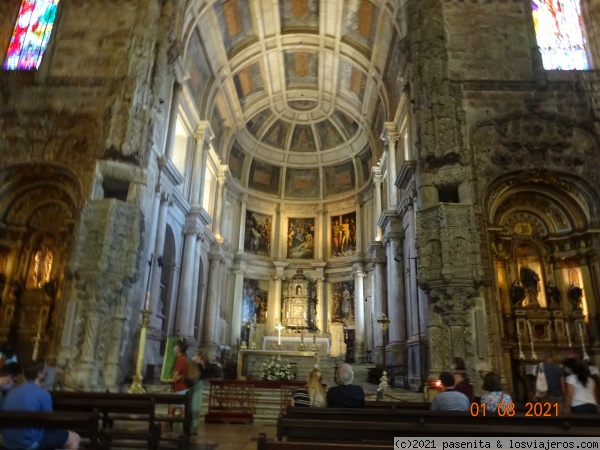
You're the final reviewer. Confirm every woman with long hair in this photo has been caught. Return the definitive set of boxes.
[291,368,326,407]
[563,358,598,414]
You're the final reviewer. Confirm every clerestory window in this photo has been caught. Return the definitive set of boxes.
[3,0,59,70]
[531,0,590,70]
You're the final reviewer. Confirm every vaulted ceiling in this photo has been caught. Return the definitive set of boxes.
[182,0,406,199]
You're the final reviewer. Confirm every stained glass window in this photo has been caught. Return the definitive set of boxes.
[532,0,589,70]
[3,0,60,71]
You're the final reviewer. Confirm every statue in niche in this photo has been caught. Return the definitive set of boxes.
[545,285,561,309]
[520,260,540,306]
[567,284,583,311]
[32,246,54,288]
[510,280,526,308]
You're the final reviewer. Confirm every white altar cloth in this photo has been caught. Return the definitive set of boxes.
[263,336,330,354]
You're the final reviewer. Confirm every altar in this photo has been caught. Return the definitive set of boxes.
[263,336,330,355]
[237,350,320,380]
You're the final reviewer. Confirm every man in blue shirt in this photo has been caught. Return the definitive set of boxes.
[327,364,365,408]
[1,361,80,450]
[430,371,470,411]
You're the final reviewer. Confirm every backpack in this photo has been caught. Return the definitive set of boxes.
[184,358,200,387]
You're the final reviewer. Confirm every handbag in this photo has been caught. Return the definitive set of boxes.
[536,363,548,398]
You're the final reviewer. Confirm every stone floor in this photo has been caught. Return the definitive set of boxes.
[179,422,276,450]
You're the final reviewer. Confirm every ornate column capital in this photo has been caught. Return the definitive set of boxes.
[194,121,214,146]
[381,122,399,147]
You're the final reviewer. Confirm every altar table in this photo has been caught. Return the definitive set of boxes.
[262,336,330,354]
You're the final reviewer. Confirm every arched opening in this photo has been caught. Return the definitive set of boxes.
[161,225,178,337]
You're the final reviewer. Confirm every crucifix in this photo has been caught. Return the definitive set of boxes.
[275,321,286,350]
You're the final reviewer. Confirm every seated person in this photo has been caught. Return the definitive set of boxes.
[480,372,512,413]
[292,367,326,407]
[326,363,365,408]
[430,371,470,411]
[1,361,80,450]
[451,357,474,401]
[0,363,21,410]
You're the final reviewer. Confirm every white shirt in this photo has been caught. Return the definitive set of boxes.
[566,374,597,407]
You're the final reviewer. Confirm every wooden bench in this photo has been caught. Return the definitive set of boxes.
[52,390,192,444]
[0,410,100,450]
[52,393,160,449]
[257,432,391,449]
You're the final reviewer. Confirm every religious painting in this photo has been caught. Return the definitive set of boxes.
[244,210,272,256]
[330,212,357,257]
[249,158,281,196]
[242,278,268,324]
[287,218,315,259]
[331,280,355,324]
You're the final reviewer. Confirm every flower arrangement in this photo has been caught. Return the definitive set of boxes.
[260,355,294,381]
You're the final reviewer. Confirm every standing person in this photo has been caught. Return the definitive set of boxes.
[430,371,470,411]
[534,352,563,405]
[480,372,513,413]
[451,357,474,401]
[190,350,206,433]
[292,368,326,407]
[1,361,80,449]
[327,364,364,408]
[166,341,190,428]
[563,358,598,414]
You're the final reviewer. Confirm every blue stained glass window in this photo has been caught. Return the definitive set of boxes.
[532,0,590,70]
[3,0,60,70]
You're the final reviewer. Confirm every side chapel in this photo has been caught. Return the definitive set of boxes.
[1,0,600,395]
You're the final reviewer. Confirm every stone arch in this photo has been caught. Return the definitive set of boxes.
[0,164,82,359]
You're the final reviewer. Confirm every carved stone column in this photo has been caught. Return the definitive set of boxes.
[202,249,224,349]
[230,259,247,348]
[367,240,387,366]
[354,267,366,361]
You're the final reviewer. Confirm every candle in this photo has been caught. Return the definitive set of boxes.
[144,292,150,310]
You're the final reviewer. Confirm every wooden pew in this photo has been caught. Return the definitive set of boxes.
[0,410,100,450]
[52,394,160,449]
[277,417,600,442]
[52,390,193,444]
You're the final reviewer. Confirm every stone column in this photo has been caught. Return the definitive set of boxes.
[191,122,213,209]
[372,168,384,240]
[164,82,182,161]
[237,194,248,252]
[382,123,399,207]
[355,195,363,254]
[354,267,366,361]
[175,224,198,337]
[312,263,327,332]
[149,190,171,329]
[213,168,228,240]
[202,250,223,348]
[367,240,386,366]
[230,260,247,348]
[187,235,203,339]
[269,262,287,331]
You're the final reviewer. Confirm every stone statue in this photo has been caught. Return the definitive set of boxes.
[545,285,561,309]
[520,264,540,306]
[567,284,583,311]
